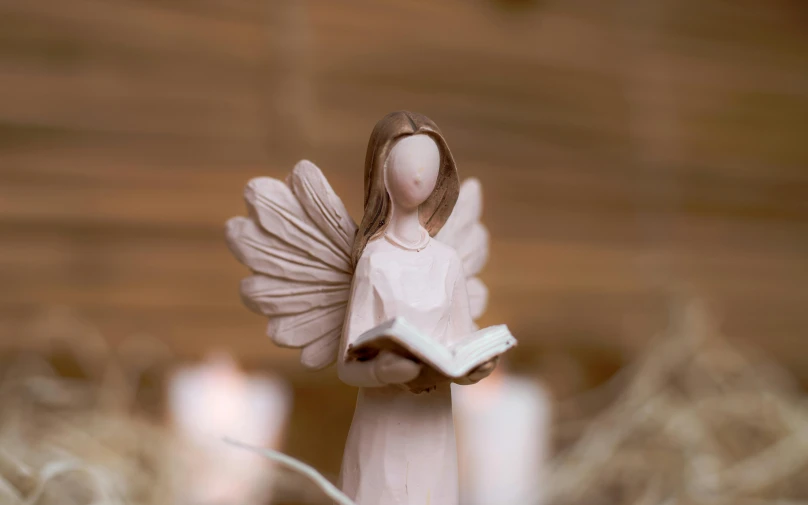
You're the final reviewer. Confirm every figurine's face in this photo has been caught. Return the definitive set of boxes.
[385,134,440,211]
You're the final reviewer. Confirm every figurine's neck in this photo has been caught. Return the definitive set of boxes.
[387,205,423,245]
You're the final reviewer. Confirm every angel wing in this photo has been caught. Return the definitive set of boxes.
[435,178,490,321]
[225,160,357,370]
[226,161,490,370]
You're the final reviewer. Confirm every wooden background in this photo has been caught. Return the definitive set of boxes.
[1,0,807,486]
[1,0,807,382]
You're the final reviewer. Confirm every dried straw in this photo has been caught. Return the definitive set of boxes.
[2,303,807,505]
[546,299,808,505]
[0,309,177,505]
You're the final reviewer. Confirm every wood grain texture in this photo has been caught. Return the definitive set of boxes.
[1,0,807,380]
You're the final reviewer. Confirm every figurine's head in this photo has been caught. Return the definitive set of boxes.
[384,134,441,211]
[352,111,459,266]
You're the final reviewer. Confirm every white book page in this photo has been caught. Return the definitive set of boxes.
[448,325,514,373]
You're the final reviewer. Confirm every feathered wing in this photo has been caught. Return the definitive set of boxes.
[435,178,490,322]
[225,160,357,370]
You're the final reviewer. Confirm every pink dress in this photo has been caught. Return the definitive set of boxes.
[337,236,473,505]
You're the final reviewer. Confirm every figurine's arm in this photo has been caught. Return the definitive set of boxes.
[448,258,475,337]
[450,257,498,385]
[337,256,421,388]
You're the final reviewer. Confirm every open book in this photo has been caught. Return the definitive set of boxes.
[346,317,517,379]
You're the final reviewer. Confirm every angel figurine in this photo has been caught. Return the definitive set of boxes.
[225,111,516,505]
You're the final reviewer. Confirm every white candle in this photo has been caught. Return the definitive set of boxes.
[168,352,292,505]
[453,368,552,505]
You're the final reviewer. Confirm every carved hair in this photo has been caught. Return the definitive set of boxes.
[351,111,459,267]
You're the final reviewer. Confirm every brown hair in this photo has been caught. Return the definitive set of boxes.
[351,111,459,267]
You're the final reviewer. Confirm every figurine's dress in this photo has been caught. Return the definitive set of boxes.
[338,237,473,505]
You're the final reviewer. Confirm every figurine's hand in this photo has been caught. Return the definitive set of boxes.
[455,356,499,385]
[402,366,451,394]
[373,351,422,385]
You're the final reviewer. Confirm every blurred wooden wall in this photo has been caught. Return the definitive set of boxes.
[1,0,807,380]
